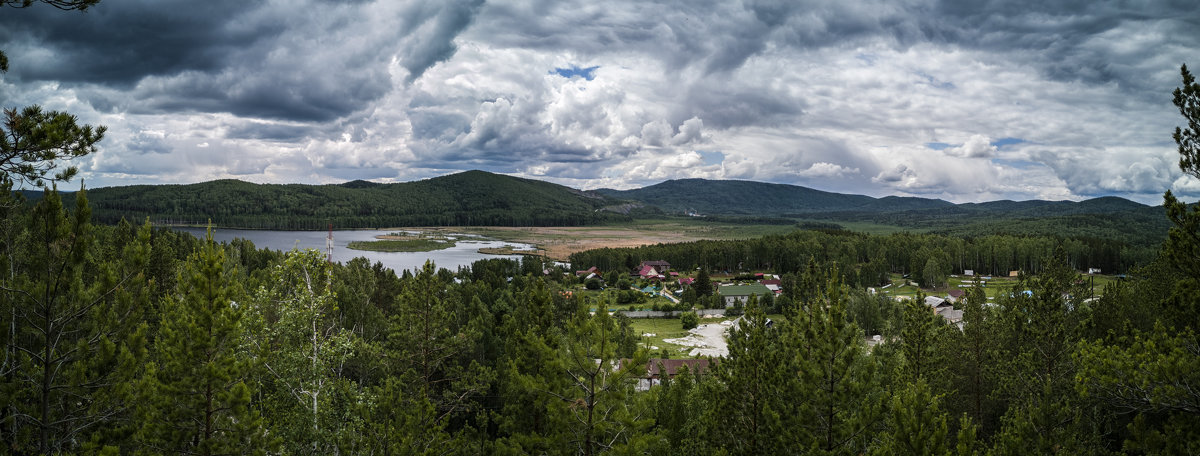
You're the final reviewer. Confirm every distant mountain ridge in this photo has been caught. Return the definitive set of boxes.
[594,178,1147,216]
[28,171,1168,244]
[594,177,1168,246]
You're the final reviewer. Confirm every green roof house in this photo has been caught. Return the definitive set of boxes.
[718,283,772,308]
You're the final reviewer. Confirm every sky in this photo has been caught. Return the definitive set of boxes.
[1,0,1198,205]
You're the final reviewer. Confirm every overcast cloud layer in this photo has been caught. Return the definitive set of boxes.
[2,0,1198,204]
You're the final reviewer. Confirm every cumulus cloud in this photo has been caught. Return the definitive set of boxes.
[0,0,1194,204]
[873,164,915,184]
[797,162,860,178]
[944,135,998,158]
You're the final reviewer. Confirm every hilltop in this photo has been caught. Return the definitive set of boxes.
[64,170,622,229]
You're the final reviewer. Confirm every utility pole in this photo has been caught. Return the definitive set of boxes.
[326,222,333,264]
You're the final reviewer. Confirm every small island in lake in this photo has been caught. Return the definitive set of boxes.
[477,245,543,256]
[347,232,456,252]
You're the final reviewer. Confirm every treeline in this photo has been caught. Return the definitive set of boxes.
[569,229,1154,288]
[815,204,1170,248]
[1,186,1198,454]
[56,170,620,229]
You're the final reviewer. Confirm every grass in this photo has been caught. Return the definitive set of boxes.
[347,239,454,252]
[877,272,1122,302]
[629,317,703,358]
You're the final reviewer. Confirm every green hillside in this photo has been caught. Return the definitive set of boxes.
[67,170,620,229]
[596,177,1169,246]
[595,178,955,215]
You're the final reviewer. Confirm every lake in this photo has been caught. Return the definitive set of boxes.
[174,227,537,274]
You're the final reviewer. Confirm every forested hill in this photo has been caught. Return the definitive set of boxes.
[42,172,1169,241]
[64,170,622,229]
[595,178,956,215]
[597,178,1169,246]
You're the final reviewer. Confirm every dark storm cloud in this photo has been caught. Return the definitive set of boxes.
[225,121,313,142]
[0,0,267,85]
[0,0,479,123]
[394,0,485,82]
[680,82,804,129]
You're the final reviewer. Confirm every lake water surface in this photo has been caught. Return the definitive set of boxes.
[174,227,535,274]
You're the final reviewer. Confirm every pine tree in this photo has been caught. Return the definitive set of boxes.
[794,266,882,455]
[871,379,951,456]
[694,267,712,297]
[547,307,651,455]
[898,291,947,384]
[0,187,151,453]
[716,294,791,455]
[138,227,272,455]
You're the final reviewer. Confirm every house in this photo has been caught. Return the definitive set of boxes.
[632,358,716,390]
[575,266,599,277]
[947,289,965,302]
[926,295,964,329]
[719,283,772,307]
[1087,268,1101,274]
[925,295,949,309]
[760,279,782,293]
[678,277,695,286]
[1009,270,1021,278]
[964,269,974,276]
[639,260,671,272]
[937,307,965,330]
[638,265,665,280]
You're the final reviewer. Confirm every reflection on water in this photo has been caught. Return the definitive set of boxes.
[174,227,535,275]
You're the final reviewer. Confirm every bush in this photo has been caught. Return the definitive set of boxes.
[680,311,699,330]
[585,278,602,290]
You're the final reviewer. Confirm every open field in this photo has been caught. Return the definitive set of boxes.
[630,315,737,358]
[398,220,798,261]
[879,272,1122,301]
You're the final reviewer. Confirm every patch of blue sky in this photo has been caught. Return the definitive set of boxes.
[991,137,1026,148]
[697,150,725,166]
[916,71,955,90]
[990,158,1043,169]
[552,65,599,81]
[925,142,951,150]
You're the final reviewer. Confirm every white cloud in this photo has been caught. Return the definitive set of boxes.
[944,134,997,158]
[797,162,860,178]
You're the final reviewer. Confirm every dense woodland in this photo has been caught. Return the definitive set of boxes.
[1,180,1198,454]
[61,171,621,229]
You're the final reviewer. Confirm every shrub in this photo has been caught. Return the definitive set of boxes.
[680,311,699,330]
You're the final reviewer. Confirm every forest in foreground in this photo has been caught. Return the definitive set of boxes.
[1,179,1198,454]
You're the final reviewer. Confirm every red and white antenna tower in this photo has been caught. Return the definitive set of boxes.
[326,222,334,263]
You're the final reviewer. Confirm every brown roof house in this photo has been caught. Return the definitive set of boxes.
[632,358,716,391]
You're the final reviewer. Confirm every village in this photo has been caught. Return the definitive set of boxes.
[571,259,1119,390]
